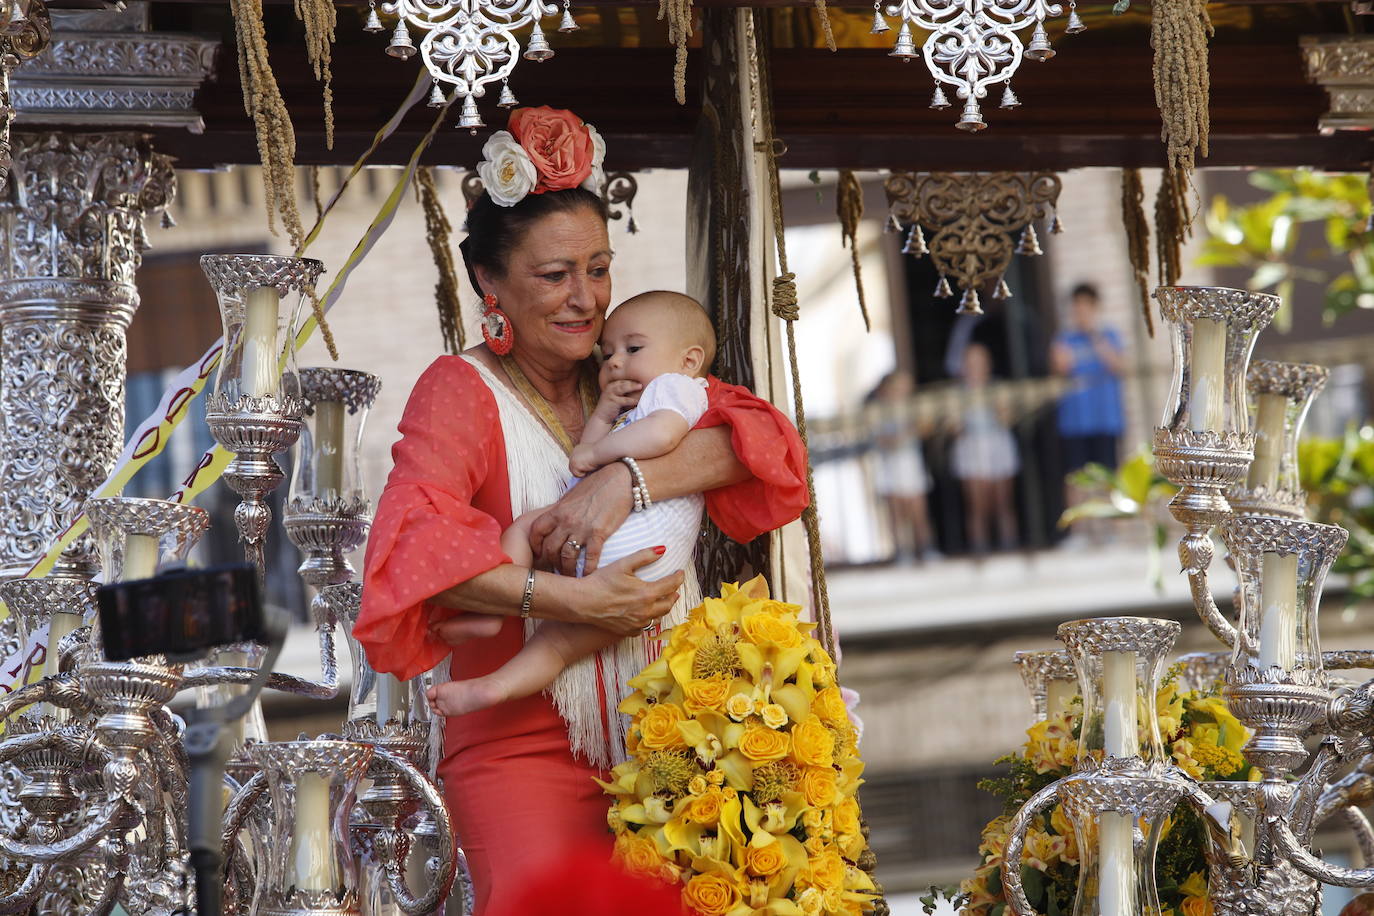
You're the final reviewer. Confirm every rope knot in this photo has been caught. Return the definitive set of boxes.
[772,273,799,321]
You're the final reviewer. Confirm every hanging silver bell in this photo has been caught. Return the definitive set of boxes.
[1066,8,1086,33]
[386,20,416,59]
[934,276,953,298]
[902,224,928,257]
[993,277,1012,300]
[885,214,902,233]
[457,95,485,134]
[999,84,1020,109]
[498,81,519,108]
[870,7,890,33]
[524,22,555,61]
[957,288,983,315]
[889,23,917,59]
[1015,224,1043,256]
[956,97,986,132]
[930,86,950,109]
[428,82,447,107]
[1025,22,1054,61]
[558,7,578,32]
[364,4,384,33]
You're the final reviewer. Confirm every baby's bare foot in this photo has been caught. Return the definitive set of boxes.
[427,678,510,717]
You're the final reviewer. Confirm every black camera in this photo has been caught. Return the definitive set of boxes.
[96,564,267,663]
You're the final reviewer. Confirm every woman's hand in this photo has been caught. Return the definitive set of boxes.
[569,548,684,636]
[530,461,633,575]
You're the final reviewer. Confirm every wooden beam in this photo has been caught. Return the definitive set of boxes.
[142,11,1371,171]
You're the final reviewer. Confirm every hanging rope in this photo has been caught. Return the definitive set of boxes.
[814,0,837,51]
[416,166,466,354]
[294,0,337,149]
[837,169,872,332]
[1155,165,1192,288]
[754,27,834,665]
[1121,168,1154,336]
[658,0,694,104]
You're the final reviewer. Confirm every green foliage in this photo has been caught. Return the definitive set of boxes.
[1301,426,1374,602]
[1059,450,1176,591]
[1200,170,1374,329]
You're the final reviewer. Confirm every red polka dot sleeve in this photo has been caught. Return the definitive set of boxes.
[355,357,513,681]
[698,376,810,543]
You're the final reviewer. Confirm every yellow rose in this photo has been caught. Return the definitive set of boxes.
[761,703,789,729]
[811,652,838,688]
[688,775,709,797]
[833,796,861,837]
[725,692,755,721]
[739,724,791,762]
[798,887,825,916]
[742,611,804,647]
[683,873,740,916]
[791,715,836,768]
[638,703,688,751]
[684,677,732,714]
[811,686,850,727]
[745,841,788,877]
[805,846,846,890]
[799,766,838,808]
[706,768,726,786]
[683,787,726,825]
[613,831,664,880]
[1181,896,1213,916]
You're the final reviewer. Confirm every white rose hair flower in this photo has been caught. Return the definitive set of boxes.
[476,131,537,208]
[580,123,607,195]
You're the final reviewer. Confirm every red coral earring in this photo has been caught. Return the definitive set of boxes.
[481,293,514,355]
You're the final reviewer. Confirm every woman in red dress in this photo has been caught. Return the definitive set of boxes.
[355,109,808,913]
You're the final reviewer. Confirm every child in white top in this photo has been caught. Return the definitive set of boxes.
[427,290,715,717]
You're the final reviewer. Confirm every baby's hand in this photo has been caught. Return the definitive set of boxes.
[593,379,642,422]
[569,443,600,478]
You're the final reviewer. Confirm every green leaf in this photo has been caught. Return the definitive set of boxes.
[1020,866,1046,906]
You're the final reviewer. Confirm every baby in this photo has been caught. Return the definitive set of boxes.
[426,290,716,718]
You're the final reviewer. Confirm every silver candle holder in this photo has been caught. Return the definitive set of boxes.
[1229,360,1329,520]
[201,253,324,583]
[1151,286,1280,648]
[285,367,381,588]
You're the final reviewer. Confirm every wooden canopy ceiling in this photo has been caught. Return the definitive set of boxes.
[142,0,1374,171]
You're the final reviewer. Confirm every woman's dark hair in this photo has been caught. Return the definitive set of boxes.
[1070,282,1100,302]
[458,187,610,295]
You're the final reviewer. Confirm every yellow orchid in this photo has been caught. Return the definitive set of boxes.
[678,711,743,768]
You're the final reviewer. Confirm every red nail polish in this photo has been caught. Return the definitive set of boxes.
[653,546,666,556]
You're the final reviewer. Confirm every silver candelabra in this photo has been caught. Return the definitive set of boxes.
[0,253,462,915]
[1002,285,1374,916]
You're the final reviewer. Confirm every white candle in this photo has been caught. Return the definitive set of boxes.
[375,672,405,726]
[313,400,346,497]
[289,772,341,890]
[41,611,82,682]
[1247,392,1287,490]
[1098,811,1137,916]
[239,287,281,399]
[1257,552,1299,670]
[1046,678,1076,718]
[121,533,160,582]
[1188,318,1227,432]
[1102,651,1138,758]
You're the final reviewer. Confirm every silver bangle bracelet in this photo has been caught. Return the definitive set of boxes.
[520,569,536,619]
[621,456,652,512]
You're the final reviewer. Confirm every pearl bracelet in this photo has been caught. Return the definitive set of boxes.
[620,456,652,512]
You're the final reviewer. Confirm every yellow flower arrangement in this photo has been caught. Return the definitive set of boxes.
[600,577,876,915]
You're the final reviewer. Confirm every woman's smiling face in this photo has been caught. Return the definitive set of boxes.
[474,205,613,367]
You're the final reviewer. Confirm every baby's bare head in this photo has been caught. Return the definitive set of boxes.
[604,291,716,378]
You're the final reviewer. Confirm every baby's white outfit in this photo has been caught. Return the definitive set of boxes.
[573,372,708,582]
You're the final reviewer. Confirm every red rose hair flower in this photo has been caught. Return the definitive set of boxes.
[508,106,596,193]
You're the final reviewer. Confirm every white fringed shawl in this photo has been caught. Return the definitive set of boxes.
[462,356,700,769]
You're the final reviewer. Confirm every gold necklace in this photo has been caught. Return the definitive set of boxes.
[498,354,598,456]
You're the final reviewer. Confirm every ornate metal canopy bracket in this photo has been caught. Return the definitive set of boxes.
[884,170,1062,315]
